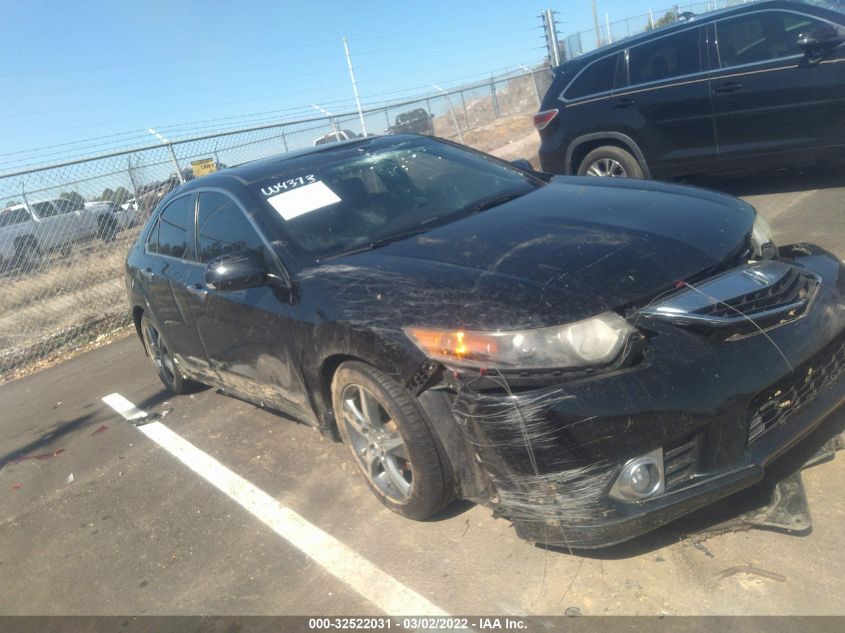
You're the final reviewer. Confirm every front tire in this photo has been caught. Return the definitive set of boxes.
[140,313,198,394]
[332,361,454,520]
[578,145,644,179]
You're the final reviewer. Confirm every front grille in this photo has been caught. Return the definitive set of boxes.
[693,267,816,321]
[664,433,701,490]
[640,262,820,333]
[748,333,845,444]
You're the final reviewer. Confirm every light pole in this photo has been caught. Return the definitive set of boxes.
[148,128,184,184]
[343,37,367,136]
[432,84,464,145]
[312,104,339,136]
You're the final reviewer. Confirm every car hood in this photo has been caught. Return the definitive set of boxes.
[303,177,755,331]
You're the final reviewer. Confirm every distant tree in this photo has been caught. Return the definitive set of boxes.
[60,191,86,209]
[111,186,130,207]
[646,10,677,31]
[100,187,115,202]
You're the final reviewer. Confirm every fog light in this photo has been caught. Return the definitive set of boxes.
[609,448,665,501]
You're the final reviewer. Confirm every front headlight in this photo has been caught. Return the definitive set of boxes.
[405,312,633,370]
[750,214,778,260]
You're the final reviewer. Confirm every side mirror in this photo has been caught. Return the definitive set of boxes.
[205,251,265,291]
[797,25,844,62]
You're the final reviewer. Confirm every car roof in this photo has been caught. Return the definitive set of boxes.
[175,133,417,190]
[560,0,829,67]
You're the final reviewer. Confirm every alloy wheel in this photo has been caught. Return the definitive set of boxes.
[340,383,413,501]
[145,323,176,386]
[586,157,627,177]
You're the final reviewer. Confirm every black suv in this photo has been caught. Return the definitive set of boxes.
[388,108,435,135]
[536,1,845,179]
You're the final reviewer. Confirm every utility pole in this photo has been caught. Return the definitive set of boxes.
[342,37,368,136]
[592,0,602,48]
[540,9,561,67]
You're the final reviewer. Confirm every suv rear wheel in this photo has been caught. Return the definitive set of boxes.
[332,361,454,519]
[578,145,643,179]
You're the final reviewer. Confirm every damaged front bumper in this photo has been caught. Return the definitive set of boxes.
[420,246,845,548]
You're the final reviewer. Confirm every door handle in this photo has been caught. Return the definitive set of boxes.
[713,81,743,94]
[139,267,154,281]
[613,98,635,108]
[186,283,208,299]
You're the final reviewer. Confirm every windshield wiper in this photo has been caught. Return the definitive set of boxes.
[324,227,430,259]
[467,190,529,215]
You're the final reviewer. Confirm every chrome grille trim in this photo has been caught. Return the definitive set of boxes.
[640,261,820,329]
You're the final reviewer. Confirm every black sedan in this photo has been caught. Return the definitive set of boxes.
[125,134,845,547]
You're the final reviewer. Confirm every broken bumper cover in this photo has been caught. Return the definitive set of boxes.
[446,248,845,548]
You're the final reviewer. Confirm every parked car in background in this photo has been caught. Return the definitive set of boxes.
[387,108,434,135]
[535,0,845,179]
[313,130,360,146]
[125,134,845,547]
[84,200,143,238]
[0,198,98,273]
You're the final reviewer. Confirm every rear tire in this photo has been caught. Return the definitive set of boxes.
[13,237,43,274]
[98,215,118,242]
[332,361,454,520]
[140,313,199,394]
[578,145,644,179]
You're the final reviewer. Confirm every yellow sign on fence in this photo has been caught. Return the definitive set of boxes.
[191,158,217,177]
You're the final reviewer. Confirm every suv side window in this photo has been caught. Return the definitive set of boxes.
[156,195,194,259]
[0,209,31,227]
[54,198,81,213]
[716,11,827,68]
[564,54,618,100]
[32,201,58,218]
[196,191,265,263]
[628,28,701,85]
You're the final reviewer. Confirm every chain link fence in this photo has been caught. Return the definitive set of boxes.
[561,0,751,59]
[0,67,551,382]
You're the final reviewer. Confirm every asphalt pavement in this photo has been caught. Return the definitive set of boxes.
[1,169,845,616]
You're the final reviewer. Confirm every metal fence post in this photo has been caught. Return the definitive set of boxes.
[459,90,469,128]
[281,131,289,152]
[490,77,501,119]
[126,156,141,210]
[433,84,465,145]
[384,109,391,132]
[167,143,184,183]
[148,128,184,183]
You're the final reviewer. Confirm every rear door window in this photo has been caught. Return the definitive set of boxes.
[628,28,702,85]
[155,194,194,259]
[564,54,619,99]
[196,192,265,263]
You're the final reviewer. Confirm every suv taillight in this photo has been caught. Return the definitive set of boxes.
[533,109,559,130]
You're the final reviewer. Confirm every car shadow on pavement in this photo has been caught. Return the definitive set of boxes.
[680,163,845,197]
[544,407,845,560]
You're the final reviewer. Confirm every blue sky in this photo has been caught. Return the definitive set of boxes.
[0,0,671,167]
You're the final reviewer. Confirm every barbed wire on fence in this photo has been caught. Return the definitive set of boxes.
[559,0,752,59]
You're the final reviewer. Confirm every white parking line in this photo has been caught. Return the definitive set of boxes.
[102,392,448,617]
